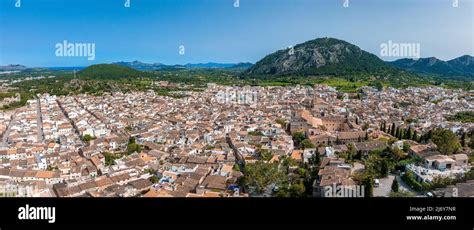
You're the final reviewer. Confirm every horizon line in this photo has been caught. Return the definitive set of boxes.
[2,54,473,69]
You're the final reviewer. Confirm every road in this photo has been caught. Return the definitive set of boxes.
[372,173,424,197]
[56,99,86,146]
[1,111,16,147]
[36,97,44,143]
[226,135,245,173]
[373,175,395,197]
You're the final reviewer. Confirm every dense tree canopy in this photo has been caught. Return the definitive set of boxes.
[431,128,461,155]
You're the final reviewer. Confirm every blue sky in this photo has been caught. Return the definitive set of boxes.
[0,0,473,67]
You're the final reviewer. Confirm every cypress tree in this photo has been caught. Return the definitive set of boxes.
[406,127,412,140]
[391,177,399,193]
[391,123,396,136]
[315,148,320,165]
[381,161,389,177]
[364,176,374,198]
[461,132,467,147]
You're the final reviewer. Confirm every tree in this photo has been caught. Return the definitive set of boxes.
[362,123,369,131]
[380,160,389,178]
[391,177,399,193]
[431,128,461,155]
[405,127,412,140]
[300,139,315,149]
[243,161,286,194]
[423,130,433,143]
[390,123,396,136]
[309,149,321,166]
[402,171,430,192]
[346,151,353,161]
[248,131,264,136]
[127,137,142,154]
[149,175,159,184]
[371,81,383,91]
[461,132,467,147]
[233,163,240,172]
[288,181,306,197]
[397,127,404,139]
[401,142,411,153]
[83,134,95,142]
[389,190,413,197]
[365,131,369,141]
[292,132,305,148]
[280,155,298,168]
[103,152,119,166]
[363,175,374,197]
[274,177,308,198]
[347,143,356,156]
[258,148,273,161]
[275,118,287,129]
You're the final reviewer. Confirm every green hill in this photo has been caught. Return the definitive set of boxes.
[78,64,149,80]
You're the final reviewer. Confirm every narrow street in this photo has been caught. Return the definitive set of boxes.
[226,134,245,173]
[1,111,16,147]
[36,97,44,143]
[56,99,86,146]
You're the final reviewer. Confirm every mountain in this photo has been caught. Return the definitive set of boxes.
[47,66,86,71]
[226,62,253,69]
[245,37,394,76]
[448,55,474,66]
[389,57,455,75]
[184,62,235,68]
[388,55,474,79]
[78,64,149,80]
[0,64,28,71]
[447,55,474,76]
[114,61,253,71]
[112,61,168,71]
